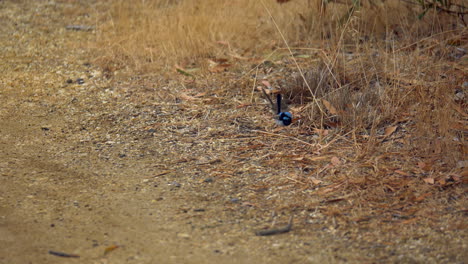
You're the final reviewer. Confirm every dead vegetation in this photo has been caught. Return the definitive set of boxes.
[90,0,466,261]
[1,0,466,262]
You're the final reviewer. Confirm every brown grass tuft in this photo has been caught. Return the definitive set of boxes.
[94,0,317,72]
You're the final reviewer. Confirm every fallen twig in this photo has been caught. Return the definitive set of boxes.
[65,25,94,31]
[48,250,80,258]
[255,216,293,236]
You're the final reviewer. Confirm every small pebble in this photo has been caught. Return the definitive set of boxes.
[177,233,190,238]
[169,182,181,188]
[272,243,282,248]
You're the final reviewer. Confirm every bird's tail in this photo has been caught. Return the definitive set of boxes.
[276,94,282,114]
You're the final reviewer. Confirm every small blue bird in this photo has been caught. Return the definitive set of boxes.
[260,82,292,126]
[275,93,292,126]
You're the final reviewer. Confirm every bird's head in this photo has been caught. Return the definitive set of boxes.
[277,111,292,126]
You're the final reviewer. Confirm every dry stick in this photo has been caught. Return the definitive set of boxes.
[48,251,80,258]
[255,216,294,236]
[317,130,354,152]
[260,86,275,110]
[250,67,259,103]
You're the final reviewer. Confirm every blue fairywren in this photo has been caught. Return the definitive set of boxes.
[260,82,292,126]
[275,94,292,126]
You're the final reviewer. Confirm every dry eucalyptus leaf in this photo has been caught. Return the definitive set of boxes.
[322,99,338,115]
[384,126,398,138]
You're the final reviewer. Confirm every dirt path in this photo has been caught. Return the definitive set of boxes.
[0,2,323,263]
[0,1,466,264]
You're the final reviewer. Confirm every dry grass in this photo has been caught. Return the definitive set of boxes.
[95,0,465,160]
[94,0,312,72]
[92,0,467,243]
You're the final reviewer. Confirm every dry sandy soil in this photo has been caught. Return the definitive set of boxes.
[0,1,466,264]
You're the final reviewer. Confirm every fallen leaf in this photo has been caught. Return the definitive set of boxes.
[153,170,174,177]
[331,156,341,166]
[207,59,217,67]
[236,103,251,108]
[208,58,228,64]
[384,126,398,138]
[175,65,195,77]
[414,192,432,202]
[229,53,249,60]
[104,245,120,255]
[257,86,274,96]
[450,174,462,182]
[241,201,257,207]
[290,105,306,113]
[323,197,345,204]
[438,178,446,186]
[400,217,418,225]
[354,216,373,223]
[261,80,272,88]
[325,120,341,128]
[423,177,435,184]
[209,63,232,73]
[322,99,338,115]
[418,162,428,170]
[310,177,322,185]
